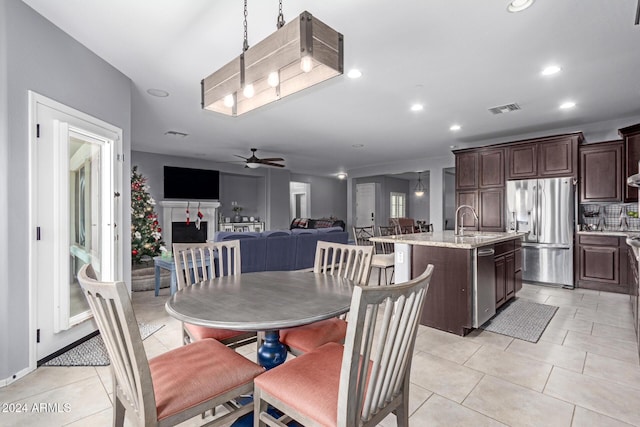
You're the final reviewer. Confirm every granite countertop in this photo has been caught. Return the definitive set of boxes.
[370,231,525,249]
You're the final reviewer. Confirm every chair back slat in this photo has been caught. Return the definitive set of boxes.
[173,241,241,290]
[337,264,434,427]
[313,241,373,285]
[376,226,396,255]
[77,264,156,426]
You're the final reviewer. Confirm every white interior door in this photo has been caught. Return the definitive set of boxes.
[289,181,310,219]
[31,93,122,361]
[356,183,377,227]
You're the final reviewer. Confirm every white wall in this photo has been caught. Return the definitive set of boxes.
[1,0,131,382]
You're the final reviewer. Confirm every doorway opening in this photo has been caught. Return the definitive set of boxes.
[290,182,310,220]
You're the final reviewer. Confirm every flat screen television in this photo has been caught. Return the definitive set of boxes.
[164,166,220,200]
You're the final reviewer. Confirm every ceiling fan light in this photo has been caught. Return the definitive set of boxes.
[246,162,260,169]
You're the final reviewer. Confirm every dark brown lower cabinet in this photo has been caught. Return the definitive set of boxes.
[494,240,520,309]
[628,246,640,358]
[577,234,628,293]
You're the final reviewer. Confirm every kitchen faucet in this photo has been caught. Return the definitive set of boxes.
[454,205,479,236]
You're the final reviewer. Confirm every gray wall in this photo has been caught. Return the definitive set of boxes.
[409,173,430,223]
[266,169,292,230]
[1,0,132,382]
[290,173,347,222]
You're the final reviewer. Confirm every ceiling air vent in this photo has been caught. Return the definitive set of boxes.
[488,103,521,115]
[164,130,189,137]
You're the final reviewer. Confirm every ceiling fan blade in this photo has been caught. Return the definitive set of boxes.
[259,157,285,162]
[261,161,285,168]
[234,154,249,160]
[636,0,639,25]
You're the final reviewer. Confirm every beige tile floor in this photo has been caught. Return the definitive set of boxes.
[1,282,639,426]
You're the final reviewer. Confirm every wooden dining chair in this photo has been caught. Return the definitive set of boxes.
[173,241,256,347]
[377,225,397,284]
[279,241,374,355]
[254,264,435,427]
[77,264,264,427]
[418,222,434,232]
[353,225,395,285]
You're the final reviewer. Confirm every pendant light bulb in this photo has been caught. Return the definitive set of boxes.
[243,84,255,98]
[267,72,279,87]
[223,94,235,107]
[300,56,313,73]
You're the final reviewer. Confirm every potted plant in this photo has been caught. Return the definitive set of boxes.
[232,206,243,222]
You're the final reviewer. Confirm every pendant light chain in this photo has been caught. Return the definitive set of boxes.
[277,0,285,29]
[243,0,249,52]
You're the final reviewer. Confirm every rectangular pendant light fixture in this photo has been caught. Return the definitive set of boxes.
[201,11,344,116]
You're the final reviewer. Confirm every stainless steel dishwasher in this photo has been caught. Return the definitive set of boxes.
[473,245,496,328]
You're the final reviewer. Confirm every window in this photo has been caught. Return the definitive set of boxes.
[390,192,406,218]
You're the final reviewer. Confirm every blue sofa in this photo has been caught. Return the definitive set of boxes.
[213,227,348,273]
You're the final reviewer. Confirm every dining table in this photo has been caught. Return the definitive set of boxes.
[165,270,355,370]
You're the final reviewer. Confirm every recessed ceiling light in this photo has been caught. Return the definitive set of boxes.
[347,69,362,79]
[352,143,364,148]
[559,101,576,109]
[541,65,562,76]
[410,104,424,112]
[450,145,459,149]
[507,0,535,13]
[147,88,169,97]
[337,173,347,180]
[450,124,461,131]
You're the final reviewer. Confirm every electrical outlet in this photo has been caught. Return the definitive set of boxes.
[397,251,404,263]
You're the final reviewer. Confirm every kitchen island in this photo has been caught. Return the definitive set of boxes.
[371,231,525,336]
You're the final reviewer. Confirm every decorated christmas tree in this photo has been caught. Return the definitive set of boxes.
[131,166,165,264]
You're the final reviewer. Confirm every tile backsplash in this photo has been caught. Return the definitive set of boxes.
[580,202,640,231]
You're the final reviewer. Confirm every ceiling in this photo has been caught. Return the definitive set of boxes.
[22,0,640,177]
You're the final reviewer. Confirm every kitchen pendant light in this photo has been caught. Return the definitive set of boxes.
[414,172,425,197]
[201,0,344,116]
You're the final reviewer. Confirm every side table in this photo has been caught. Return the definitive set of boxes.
[153,256,177,296]
[153,255,214,296]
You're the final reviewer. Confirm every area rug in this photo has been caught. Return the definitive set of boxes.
[480,299,558,343]
[42,322,164,367]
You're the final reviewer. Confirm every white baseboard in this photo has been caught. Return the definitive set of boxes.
[0,365,35,388]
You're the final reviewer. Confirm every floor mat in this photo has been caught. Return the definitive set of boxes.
[42,322,164,366]
[480,299,558,343]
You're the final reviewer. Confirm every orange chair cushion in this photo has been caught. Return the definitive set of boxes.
[149,338,264,421]
[255,342,344,427]
[185,322,250,342]
[279,318,347,353]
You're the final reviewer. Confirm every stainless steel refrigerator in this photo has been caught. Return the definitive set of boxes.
[506,177,575,287]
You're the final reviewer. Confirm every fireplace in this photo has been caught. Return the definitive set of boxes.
[160,200,221,247]
[172,221,208,243]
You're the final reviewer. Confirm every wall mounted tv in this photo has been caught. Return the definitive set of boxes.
[164,166,220,200]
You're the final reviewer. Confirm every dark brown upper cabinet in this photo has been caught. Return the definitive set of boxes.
[507,134,581,180]
[455,151,478,190]
[478,149,505,188]
[579,141,623,202]
[620,123,640,202]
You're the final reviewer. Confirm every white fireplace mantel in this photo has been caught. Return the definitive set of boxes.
[160,200,221,247]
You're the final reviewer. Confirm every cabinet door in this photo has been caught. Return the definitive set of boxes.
[479,149,504,188]
[456,152,478,189]
[579,142,623,202]
[508,144,537,179]
[578,245,619,284]
[505,252,516,299]
[456,190,478,230]
[495,255,506,307]
[539,138,575,177]
[624,131,640,202]
[478,189,504,231]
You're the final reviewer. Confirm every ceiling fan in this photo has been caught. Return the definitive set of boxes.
[636,0,639,25]
[234,148,285,168]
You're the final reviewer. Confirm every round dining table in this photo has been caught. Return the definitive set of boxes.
[165,270,355,369]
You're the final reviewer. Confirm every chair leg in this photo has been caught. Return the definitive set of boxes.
[253,387,268,427]
[113,395,125,427]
